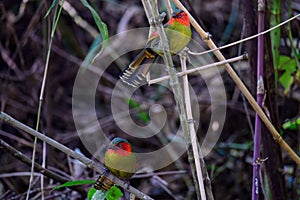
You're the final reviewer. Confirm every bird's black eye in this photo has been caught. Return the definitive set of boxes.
[173,11,184,18]
[177,13,183,18]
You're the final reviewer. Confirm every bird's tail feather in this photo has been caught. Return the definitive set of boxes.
[120,49,157,87]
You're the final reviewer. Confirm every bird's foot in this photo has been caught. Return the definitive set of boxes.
[124,180,131,190]
[102,166,110,176]
[94,167,114,191]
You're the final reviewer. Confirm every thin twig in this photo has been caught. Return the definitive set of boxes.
[0,172,40,178]
[149,54,246,85]
[27,2,65,200]
[0,138,86,194]
[0,112,154,200]
[163,0,173,17]
[237,17,254,136]
[60,0,98,38]
[133,170,187,178]
[185,13,300,56]
[171,0,300,165]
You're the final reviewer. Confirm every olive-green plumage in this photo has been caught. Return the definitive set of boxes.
[104,137,137,179]
[120,10,192,87]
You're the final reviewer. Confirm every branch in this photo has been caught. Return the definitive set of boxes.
[0,138,86,195]
[171,0,300,165]
[252,0,265,199]
[140,0,202,199]
[0,112,154,200]
[180,53,208,200]
[185,13,300,57]
[149,54,247,85]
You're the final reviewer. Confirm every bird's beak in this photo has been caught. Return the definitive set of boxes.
[109,144,118,150]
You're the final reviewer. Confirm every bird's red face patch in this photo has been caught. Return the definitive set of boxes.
[118,142,132,152]
[107,142,132,156]
[168,11,190,27]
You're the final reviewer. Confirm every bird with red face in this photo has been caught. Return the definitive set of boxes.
[120,9,191,87]
[104,137,137,179]
[94,137,137,191]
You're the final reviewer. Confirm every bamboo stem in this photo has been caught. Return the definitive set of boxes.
[140,0,202,198]
[180,54,208,200]
[171,0,300,165]
[252,1,265,199]
[163,0,173,17]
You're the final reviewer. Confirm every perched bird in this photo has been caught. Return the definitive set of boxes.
[120,9,192,87]
[94,137,137,191]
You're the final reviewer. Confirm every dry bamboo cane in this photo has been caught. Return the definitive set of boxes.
[140,0,203,198]
[180,53,208,200]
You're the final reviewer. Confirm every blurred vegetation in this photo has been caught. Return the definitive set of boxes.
[0,0,299,199]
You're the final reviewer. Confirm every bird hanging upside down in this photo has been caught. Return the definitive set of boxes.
[120,10,192,87]
[94,137,137,191]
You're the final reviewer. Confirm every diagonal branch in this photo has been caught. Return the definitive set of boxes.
[0,112,154,200]
[0,138,86,195]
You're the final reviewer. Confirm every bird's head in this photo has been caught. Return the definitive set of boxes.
[168,9,190,27]
[109,137,133,155]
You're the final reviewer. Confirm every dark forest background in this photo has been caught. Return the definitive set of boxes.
[0,0,299,199]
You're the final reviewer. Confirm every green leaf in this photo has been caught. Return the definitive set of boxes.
[81,35,104,69]
[127,98,139,108]
[44,0,58,18]
[54,179,95,190]
[88,188,97,200]
[138,112,150,123]
[106,185,123,200]
[282,117,300,131]
[80,0,108,69]
[278,55,297,94]
[279,71,294,95]
[278,56,296,71]
[127,99,150,123]
[80,0,108,38]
